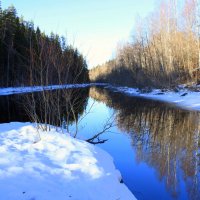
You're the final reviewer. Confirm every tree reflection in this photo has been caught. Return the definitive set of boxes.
[0,94,28,123]
[0,88,89,131]
[90,87,200,200]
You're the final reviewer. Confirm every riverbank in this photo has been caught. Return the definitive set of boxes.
[0,122,136,200]
[0,83,107,96]
[105,85,200,111]
[1,83,200,111]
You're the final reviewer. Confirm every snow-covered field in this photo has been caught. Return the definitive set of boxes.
[106,85,200,111]
[0,122,136,200]
[0,83,107,96]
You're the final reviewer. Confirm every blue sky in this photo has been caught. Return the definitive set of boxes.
[2,0,157,68]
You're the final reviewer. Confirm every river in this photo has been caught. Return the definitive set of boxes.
[0,86,199,200]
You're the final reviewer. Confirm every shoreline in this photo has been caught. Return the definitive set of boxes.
[104,85,200,111]
[0,122,136,200]
[1,83,200,111]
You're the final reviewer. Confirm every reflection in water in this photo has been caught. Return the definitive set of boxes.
[90,87,200,200]
[1,87,200,199]
[0,94,28,122]
[0,88,89,130]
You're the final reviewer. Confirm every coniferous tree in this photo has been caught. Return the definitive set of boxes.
[0,4,89,87]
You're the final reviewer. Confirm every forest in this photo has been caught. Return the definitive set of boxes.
[2,0,200,90]
[90,0,200,88]
[0,2,89,87]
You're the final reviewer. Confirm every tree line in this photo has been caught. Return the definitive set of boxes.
[90,0,200,88]
[0,2,89,87]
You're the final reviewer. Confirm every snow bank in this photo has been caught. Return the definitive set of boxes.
[0,122,136,200]
[107,85,200,111]
[0,83,107,96]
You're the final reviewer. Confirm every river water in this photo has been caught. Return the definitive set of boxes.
[0,86,200,200]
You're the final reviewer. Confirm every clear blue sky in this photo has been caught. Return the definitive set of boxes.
[2,0,158,68]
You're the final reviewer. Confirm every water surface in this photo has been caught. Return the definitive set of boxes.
[0,86,200,200]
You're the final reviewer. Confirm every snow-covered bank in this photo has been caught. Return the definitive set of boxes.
[106,85,200,111]
[0,83,107,96]
[0,122,136,200]
[2,83,200,111]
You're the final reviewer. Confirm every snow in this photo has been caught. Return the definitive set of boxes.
[0,122,136,200]
[0,83,107,96]
[107,85,200,111]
